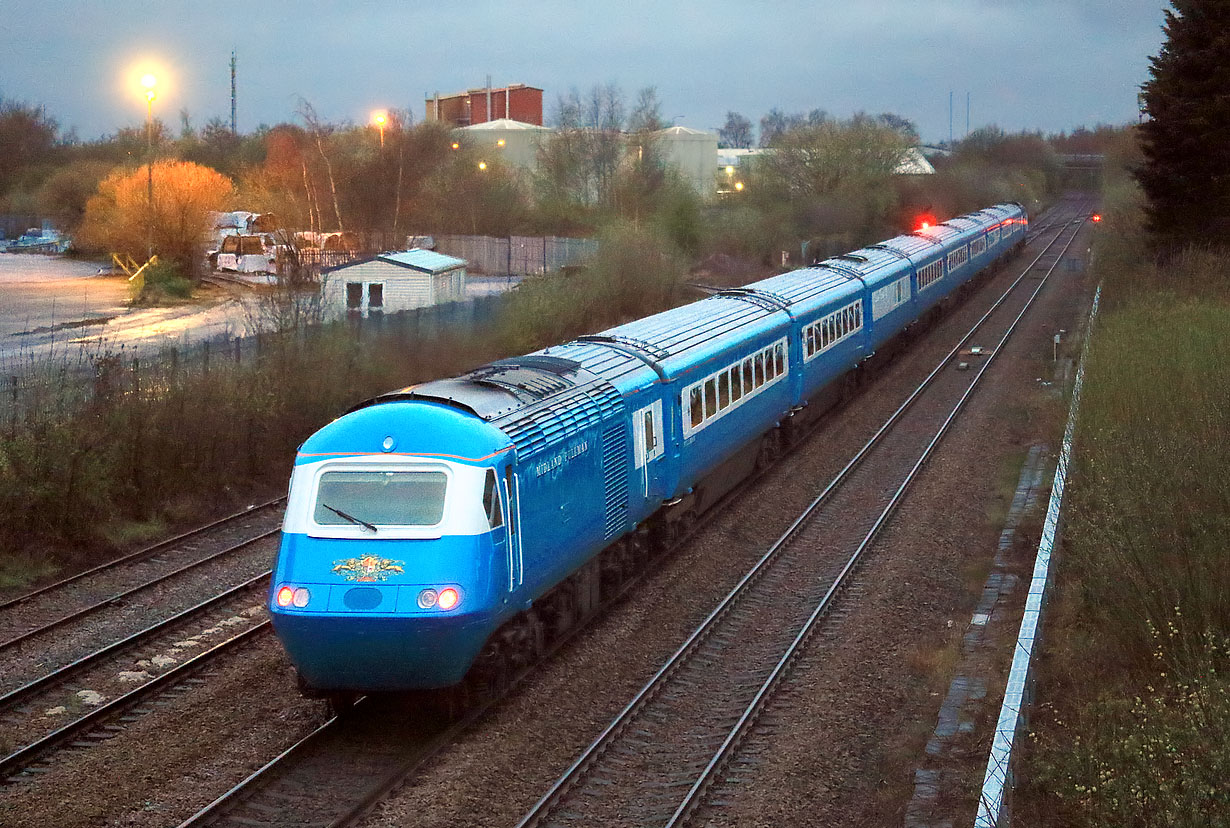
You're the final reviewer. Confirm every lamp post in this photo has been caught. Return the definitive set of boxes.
[372,110,387,148]
[141,73,157,261]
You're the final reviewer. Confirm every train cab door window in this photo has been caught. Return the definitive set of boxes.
[367,283,384,312]
[704,379,718,418]
[730,366,743,402]
[503,466,522,589]
[634,401,665,471]
[718,372,730,409]
[689,387,704,428]
[346,282,363,311]
[483,468,503,529]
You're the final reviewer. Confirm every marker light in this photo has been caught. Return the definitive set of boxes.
[437,588,460,610]
[276,586,295,607]
[1091,214,1103,223]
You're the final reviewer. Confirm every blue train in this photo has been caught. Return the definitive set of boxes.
[270,203,1028,700]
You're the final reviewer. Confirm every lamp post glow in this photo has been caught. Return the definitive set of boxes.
[141,73,157,261]
[372,110,387,148]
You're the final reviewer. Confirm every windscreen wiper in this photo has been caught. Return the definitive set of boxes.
[321,503,378,533]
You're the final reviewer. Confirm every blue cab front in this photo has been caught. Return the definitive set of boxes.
[269,401,517,692]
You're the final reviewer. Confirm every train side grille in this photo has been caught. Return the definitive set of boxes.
[601,422,630,540]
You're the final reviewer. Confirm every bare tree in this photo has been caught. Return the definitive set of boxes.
[297,99,345,231]
[719,111,754,148]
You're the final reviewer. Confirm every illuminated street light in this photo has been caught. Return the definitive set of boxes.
[140,73,158,261]
[725,165,735,176]
[735,181,744,192]
[372,110,388,148]
[451,141,460,150]
[497,139,506,147]
[478,161,488,171]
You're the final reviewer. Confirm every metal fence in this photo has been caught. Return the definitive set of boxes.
[0,294,504,428]
[434,235,597,276]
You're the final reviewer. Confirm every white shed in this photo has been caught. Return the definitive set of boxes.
[323,249,467,318]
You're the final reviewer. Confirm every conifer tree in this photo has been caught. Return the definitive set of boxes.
[1136,0,1230,255]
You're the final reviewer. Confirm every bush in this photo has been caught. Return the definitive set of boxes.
[131,259,193,304]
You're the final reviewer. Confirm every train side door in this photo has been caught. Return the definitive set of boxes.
[632,400,666,500]
[503,466,523,591]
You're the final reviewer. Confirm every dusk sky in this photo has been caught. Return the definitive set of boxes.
[0,0,1168,143]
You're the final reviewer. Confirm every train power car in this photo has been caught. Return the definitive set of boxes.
[270,203,1028,700]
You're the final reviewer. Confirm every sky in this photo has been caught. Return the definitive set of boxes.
[0,0,1169,144]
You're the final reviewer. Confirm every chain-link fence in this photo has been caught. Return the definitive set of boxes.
[434,235,597,276]
[0,294,504,430]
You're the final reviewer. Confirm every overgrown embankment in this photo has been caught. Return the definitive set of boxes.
[1019,181,1230,824]
[0,224,684,589]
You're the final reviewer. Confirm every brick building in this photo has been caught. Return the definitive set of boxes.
[426,84,543,127]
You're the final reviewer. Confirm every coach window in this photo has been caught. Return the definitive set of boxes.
[730,366,743,401]
[718,372,730,409]
[805,327,816,357]
[743,358,754,391]
[764,350,775,381]
[704,378,718,418]
[775,343,785,373]
[483,468,503,529]
[690,387,704,428]
[754,353,765,387]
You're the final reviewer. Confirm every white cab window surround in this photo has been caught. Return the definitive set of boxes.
[284,456,493,539]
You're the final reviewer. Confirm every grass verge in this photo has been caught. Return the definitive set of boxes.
[1017,181,1230,824]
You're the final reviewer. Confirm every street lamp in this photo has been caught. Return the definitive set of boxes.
[478,161,488,171]
[141,73,157,261]
[372,110,387,148]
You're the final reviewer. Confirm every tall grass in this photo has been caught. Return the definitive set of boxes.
[1021,171,1230,823]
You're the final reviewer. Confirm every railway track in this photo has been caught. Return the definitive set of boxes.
[164,201,1090,828]
[0,503,283,700]
[0,574,272,781]
[511,208,1090,827]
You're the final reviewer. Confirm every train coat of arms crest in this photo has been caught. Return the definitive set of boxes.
[331,555,405,582]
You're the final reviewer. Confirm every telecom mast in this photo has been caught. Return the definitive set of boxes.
[230,51,237,133]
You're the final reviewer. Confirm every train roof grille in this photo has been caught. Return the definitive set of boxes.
[575,334,671,361]
[714,287,793,312]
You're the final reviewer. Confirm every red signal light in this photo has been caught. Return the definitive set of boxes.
[915,212,937,232]
[1091,213,1102,223]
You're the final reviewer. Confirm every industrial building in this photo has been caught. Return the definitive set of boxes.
[426,83,543,126]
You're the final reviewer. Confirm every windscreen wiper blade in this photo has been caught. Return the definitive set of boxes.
[321,503,378,533]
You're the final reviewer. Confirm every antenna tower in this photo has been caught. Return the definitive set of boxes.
[230,51,237,133]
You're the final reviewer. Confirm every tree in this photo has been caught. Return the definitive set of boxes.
[876,112,919,143]
[0,98,59,204]
[77,159,234,276]
[757,108,806,147]
[1136,0,1230,254]
[37,160,115,230]
[718,112,754,149]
